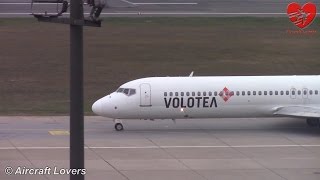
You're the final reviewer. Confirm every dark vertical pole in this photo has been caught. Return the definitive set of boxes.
[70,0,84,180]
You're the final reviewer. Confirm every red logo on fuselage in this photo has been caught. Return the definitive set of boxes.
[219,87,234,102]
[287,2,316,29]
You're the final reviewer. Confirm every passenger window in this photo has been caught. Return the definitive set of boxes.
[219,91,223,96]
[269,91,273,95]
[275,91,278,95]
[298,90,301,95]
[258,91,262,95]
[175,92,179,96]
[253,91,256,95]
[242,91,245,96]
[192,92,195,96]
[247,91,251,96]
[129,89,136,96]
[164,92,167,97]
[170,92,173,96]
[203,92,206,96]
[292,91,295,95]
[286,91,289,95]
[197,92,201,96]
[214,91,218,96]
[264,91,267,95]
[303,90,307,95]
[225,91,229,96]
[181,92,184,96]
[230,91,234,96]
[310,90,313,95]
[315,90,318,95]
[186,92,190,96]
[280,91,284,95]
[123,89,129,95]
[236,91,240,96]
[209,91,212,96]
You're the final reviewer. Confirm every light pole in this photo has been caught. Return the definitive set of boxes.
[69,1,84,179]
[31,1,103,179]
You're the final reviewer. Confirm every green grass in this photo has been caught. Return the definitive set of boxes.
[0,17,319,115]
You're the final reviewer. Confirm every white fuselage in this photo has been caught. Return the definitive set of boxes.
[92,76,320,120]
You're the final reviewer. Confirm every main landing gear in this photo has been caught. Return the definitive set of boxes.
[114,119,124,131]
[306,118,320,127]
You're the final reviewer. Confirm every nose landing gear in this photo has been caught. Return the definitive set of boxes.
[115,123,124,131]
[114,119,124,131]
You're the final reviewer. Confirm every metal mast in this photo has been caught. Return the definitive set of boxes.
[31,1,104,179]
[70,1,84,180]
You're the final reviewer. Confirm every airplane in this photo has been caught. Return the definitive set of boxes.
[92,74,320,131]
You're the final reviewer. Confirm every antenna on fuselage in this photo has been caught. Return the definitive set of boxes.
[189,71,194,77]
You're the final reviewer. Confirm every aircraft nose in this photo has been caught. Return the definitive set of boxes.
[92,99,103,115]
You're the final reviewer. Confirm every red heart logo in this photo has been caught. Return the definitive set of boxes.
[287,2,316,29]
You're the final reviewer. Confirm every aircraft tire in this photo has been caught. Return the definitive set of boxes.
[306,118,320,127]
[115,123,124,131]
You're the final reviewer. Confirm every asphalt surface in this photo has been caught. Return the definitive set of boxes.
[1,0,320,17]
[0,116,319,180]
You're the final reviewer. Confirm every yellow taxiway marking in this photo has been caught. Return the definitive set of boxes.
[48,130,70,136]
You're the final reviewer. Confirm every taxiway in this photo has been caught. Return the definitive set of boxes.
[0,116,319,180]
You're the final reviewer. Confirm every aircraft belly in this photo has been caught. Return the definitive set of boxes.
[186,105,271,118]
[144,105,273,119]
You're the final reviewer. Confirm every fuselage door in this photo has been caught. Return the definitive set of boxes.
[140,83,151,107]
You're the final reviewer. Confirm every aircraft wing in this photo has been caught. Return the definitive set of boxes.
[274,106,320,118]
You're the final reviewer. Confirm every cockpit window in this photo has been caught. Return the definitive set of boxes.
[129,89,136,96]
[117,88,124,93]
[123,89,129,95]
[116,88,136,96]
